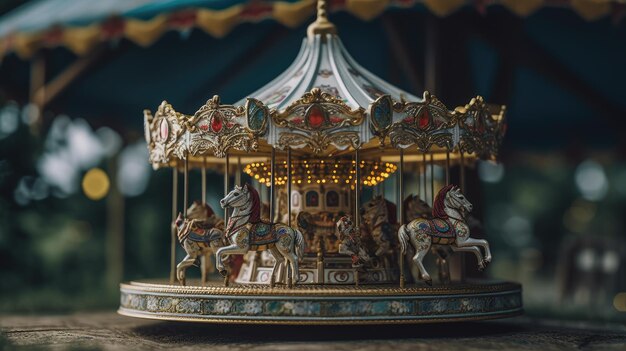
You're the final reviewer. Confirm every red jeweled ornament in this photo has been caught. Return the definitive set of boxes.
[211,112,223,133]
[418,109,429,129]
[306,105,325,128]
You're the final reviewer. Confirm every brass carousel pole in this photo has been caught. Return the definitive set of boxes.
[399,149,405,288]
[224,154,230,223]
[287,148,292,227]
[236,156,242,186]
[378,158,385,199]
[170,167,178,284]
[270,148,276,222]
[223,153,230,286]
[432,152,449,284]
[184,156,189,217]
[445,150,451,185]
[201,157,209,284]
[422,153,428,205]
[354,147,361,286]
[354,149,361,228]
[201,158,207,204]
[430,154,435,205]
[183,157,189,284]
[460,151,466,193]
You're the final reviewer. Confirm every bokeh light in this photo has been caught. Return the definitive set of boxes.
[613,293,626,312]
[117,141,151,197]
[478,160,505,183]
[82,168,110,200]
[575,160,608,201]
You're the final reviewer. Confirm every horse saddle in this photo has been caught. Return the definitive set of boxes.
[186,222,222,244]
[429,218,456,238]
[249,221,278,245]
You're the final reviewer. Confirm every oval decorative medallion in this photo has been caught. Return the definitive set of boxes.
[159,119,169,141]
[370,95,392,131]
[211,112,223,133]
[418,108,430,129]
[306,104,326,129]
[246,98,268,133]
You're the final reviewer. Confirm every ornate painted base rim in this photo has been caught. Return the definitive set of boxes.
[118,279,523,325]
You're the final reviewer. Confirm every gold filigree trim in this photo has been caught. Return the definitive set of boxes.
[272,88,365,154]
[122,279,522,297]
[453,96,507,160]
[388,91,455,151]
[144,101,188,167]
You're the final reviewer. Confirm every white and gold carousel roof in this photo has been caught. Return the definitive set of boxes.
[143,0,506,169]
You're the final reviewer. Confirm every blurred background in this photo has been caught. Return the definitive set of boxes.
[0,0,625,323]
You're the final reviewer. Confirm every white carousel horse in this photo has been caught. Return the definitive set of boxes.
[361,195,397,257]
[336,216,371,268]
[398,184,492,285]
[174,201,225,286]
[217,184,306,286]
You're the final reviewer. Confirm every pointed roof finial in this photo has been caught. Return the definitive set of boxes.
[307,0,337,39]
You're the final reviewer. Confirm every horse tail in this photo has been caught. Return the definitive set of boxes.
[398,224,410,255]
[294,228,306,262]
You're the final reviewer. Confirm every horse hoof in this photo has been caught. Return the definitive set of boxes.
[424,279,433,286]
[219,269,228,277]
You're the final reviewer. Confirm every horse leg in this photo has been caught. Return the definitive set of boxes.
[215,243,248,284]
[457,237,491,265]
[286,251,299,287]
[199,244,213,285]
[176,254,196,286]
[268,246,285,288]
[411,234,432,285]
[433,247,451,285]
[451,244,486,270]
[276,235,298,287]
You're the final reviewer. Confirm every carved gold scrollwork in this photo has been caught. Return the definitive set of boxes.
[277,131,360,154]
[272,88,365,153]
[144,95,260,165]
[454,96,506,160]
[144,101,187,167]
[188,95,257,158]
[388,91,454,151]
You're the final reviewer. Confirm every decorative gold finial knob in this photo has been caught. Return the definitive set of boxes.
[307,0,337,39]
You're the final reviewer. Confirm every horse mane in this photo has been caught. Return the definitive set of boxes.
[385,199,397,224]
[432,184,455,219]
[203,202,214,217]
[245,183,261,224]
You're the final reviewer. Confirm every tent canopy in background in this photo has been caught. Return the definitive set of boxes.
[0,1,625,149]
[1,0,625,58]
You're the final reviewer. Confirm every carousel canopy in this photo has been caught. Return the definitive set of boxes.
[1,0,624,58]
[142,0,506,169]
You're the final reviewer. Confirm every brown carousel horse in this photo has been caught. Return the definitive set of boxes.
[335,216,371,268]
[403,194,432,222]
[217,184,306,286]
[398,184,492,285]
[361,195,398,257]
[174,201,225,285]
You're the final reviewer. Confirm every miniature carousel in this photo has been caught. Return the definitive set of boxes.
[119,1,522,324]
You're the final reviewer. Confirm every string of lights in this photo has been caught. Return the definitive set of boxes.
[244,158,397,187]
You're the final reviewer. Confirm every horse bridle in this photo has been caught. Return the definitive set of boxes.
[225,190,253,238]
[445,192,468,222]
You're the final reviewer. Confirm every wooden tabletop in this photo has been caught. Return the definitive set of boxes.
[1,312,625,350]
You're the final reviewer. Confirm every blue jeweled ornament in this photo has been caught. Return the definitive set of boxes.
[371,95,392,131]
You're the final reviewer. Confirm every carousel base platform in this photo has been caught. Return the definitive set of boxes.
[118,279,522,325]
